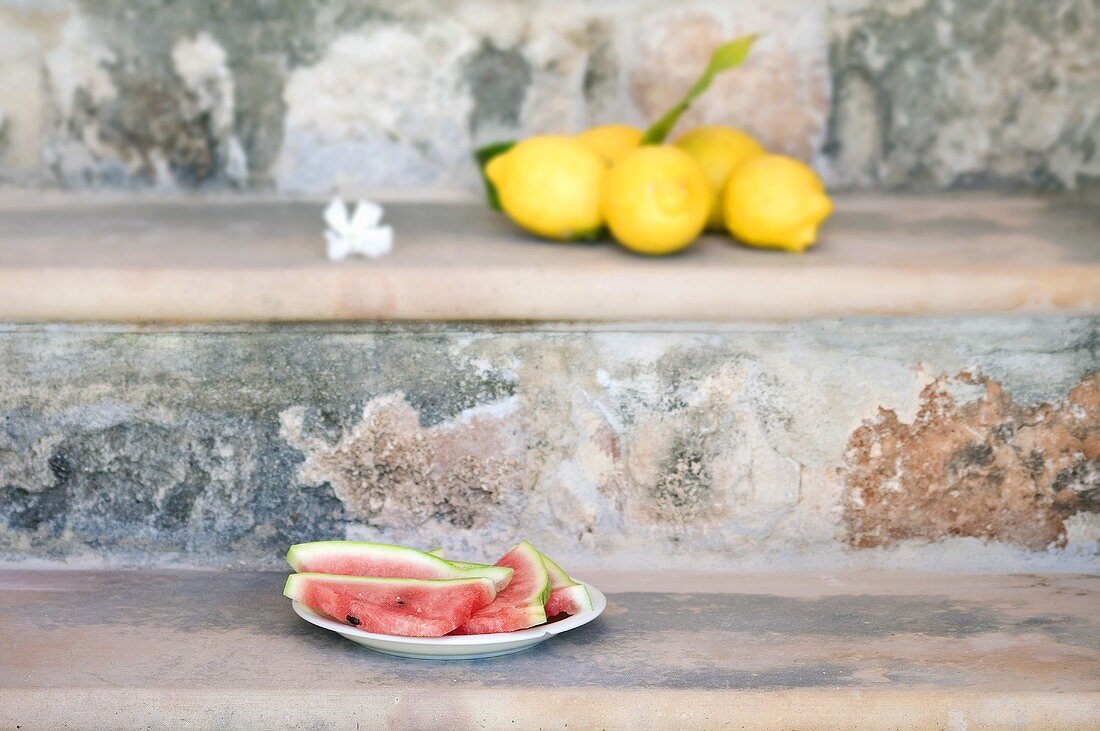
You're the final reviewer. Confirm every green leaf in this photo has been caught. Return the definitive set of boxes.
[570,225,607,242]
[640,34,759,145]
[474,140,516,210]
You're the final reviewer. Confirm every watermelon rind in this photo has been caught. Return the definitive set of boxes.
[539,551,593,615]
[525,540,554,602]
[540,552,574,589]
[428,548,506,574]
[429,547,534,576]
[284,572,496,598]
[286,540,513,592]
[515,541,551,607]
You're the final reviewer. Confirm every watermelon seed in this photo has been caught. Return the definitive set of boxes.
[396,599,405,605]
[346,615,361,626]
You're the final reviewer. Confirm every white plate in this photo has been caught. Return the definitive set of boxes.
[292,581,606,660]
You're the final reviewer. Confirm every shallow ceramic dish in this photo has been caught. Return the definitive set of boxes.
[292,581,606,660]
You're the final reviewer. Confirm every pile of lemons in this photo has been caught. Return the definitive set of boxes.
[485,124,832,256]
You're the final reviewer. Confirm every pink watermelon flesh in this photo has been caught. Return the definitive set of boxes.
[452,541,549,635]
[546,584,592,618]
[286,541,513,592]
[285,573,496,637]
[541,552,593,619]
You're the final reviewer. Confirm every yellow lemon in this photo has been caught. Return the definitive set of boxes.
[601,146,711,255]
[485,135,605,240]
[723,154,832,252]
[674,126,764,230]
[576,124,643,165]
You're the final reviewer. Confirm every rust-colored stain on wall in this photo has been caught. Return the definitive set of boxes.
[281,394,526,531]
[842,372,1098,550]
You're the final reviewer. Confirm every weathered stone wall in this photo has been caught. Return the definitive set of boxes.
[0,0,1096,193]
[2,318,1096,570]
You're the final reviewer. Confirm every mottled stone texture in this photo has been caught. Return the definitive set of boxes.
[7,571,1100,698]
[0,0,1094,192]
[0,0,828,192]
[843,372,1099,550]
[826,0,1100,190]
[0,319,1096,569]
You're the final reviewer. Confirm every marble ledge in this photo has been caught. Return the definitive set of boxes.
[1,569,1097,729]
[0,193,1097,323]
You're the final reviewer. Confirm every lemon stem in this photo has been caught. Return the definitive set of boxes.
[640,34,759,146]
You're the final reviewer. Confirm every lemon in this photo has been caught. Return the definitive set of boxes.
[674,126,764,230]
[601,146,711,255]
[576,124,643,165]
[723,154,832,252]
[485,135,605,240]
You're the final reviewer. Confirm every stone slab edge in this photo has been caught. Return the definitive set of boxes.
[3,688,1098,730]
[2,266,1097,322]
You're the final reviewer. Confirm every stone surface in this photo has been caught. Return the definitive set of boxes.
[0,0,1096,192]
[843,372,1099,551]
[0,318,1096,571]
[0,0,829,193]
[1,569,1098,729]
[1,194,1098,322]
[826,0,1100,190]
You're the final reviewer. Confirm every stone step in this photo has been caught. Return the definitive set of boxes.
[2,569,1097,729]
[0,193,1097,571]
[0,194,1097,322]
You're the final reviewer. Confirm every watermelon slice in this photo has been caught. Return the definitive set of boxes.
[541,552,593,618]
[452,541,550,635]
[431,547,591,620]
[285,573,496,637]
[287,541,513,592]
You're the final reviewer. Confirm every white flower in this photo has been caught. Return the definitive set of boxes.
[323,198,393,260]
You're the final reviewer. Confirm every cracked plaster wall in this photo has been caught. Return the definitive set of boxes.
[0,0,1095,192]
[0,318,1096,571]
